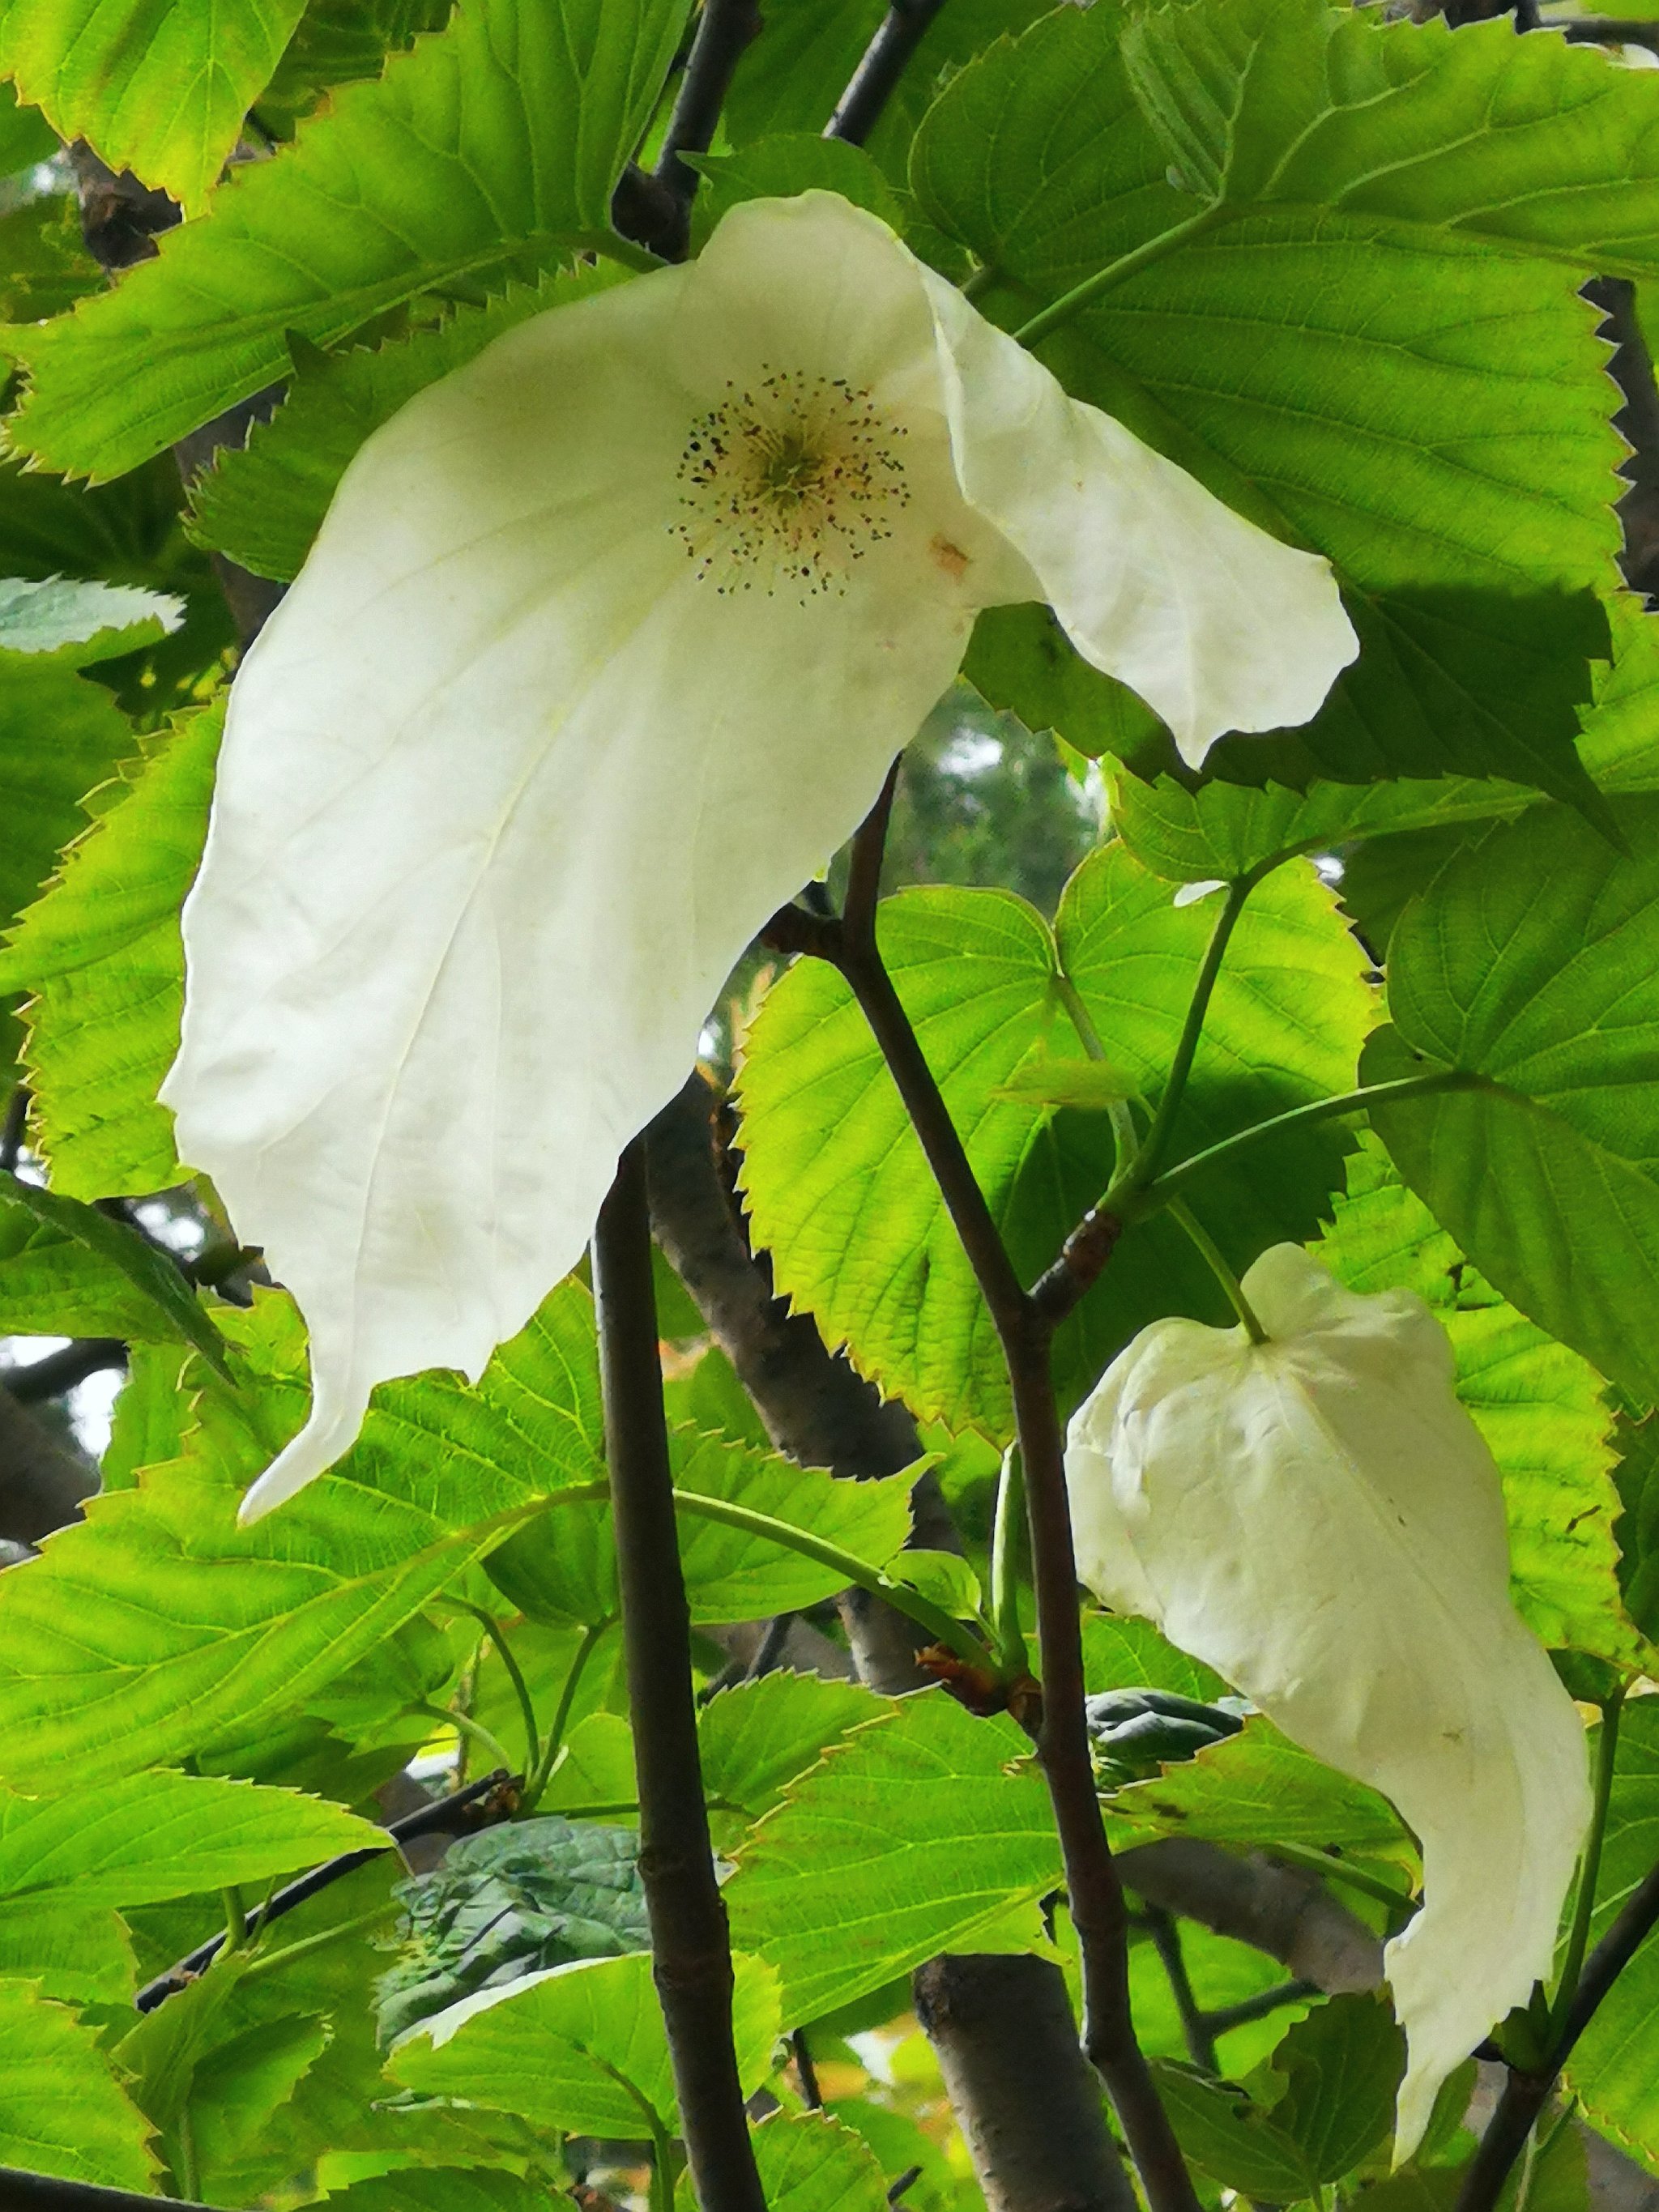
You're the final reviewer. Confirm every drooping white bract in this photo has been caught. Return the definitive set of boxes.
[1064,1243,1590,2159]
[163,191,1358,1519]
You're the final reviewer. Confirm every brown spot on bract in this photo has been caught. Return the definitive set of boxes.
[930,534,970,580]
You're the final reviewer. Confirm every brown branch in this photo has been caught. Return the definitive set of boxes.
[595,1142,766,2212]
[0,1386,98,1545]
[842,761,901,955]
[1115,1839,1384,1997]
[655,0,763,216]
[645,1076,1135,2209]
[914,1954,1138,2212]
[825,0,951,146]
[816,917,1196,2209]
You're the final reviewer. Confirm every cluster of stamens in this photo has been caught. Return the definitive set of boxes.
[673,368,911,599]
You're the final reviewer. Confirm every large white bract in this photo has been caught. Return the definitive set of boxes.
[164,191,1357,1519]
[1065,1243,1591,2159]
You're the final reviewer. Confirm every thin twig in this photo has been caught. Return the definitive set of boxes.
[1201,1981,1317,2039]
[0,1089,26,1174]
[0,2170,210,2211]
[595,1142,766,2212]
[826,0,950,146]
[843,760,902,954]
[792,2027,823,2109]
[133,1768,516,2013]
[1145,1907,1218,2073]
[747,1613,797,1678]
[812,820,1200,2212]
[655,0,763,215]
[886,2167,924,2205]
[1550,15,1659,46]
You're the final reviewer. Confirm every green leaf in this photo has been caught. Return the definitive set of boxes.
[377,1815,649,2044]
[130,1860,526,2193]
[1314,1136,1640,1669]
[0,1170,228,1369]
[1367,795,1659,1410]
[0,1770,382,1906]
[186,263,618,582]
[1577,600,1659,795]
[0,573,182,664]
[686,134,902,253]
[1154,1997,1404,2199]
[0,449,198,589]
[113,1955,254,2146]
[1614,1413,1659,1647]
[883,1547,985,1623]
[1107,770,1534,889]
[736,847,1372,1435]
[260,0,456,122]
[488,1426,919,1626]
[697,2111,891,2212]
[0,701,222,1198]
[539,1710,636,1819]
[0,1272,610,1779]
[1337,825,1478,961]
[300,2175,550,2212]
[1274,1994,1405,2184]
[0,1975,159,2189]
[0,79,57,173]
[201,1276,605,1522]
[1122,0,1659,274]
[672,1429,919,1617]
[1562,1700,1659,2170]
[992,1056,1137,1111]
[912,2,1627,808]
[0,657,151,1062]
[1151,2061,1319,2201]
[1111,1716,1414,1871]
[0,1906,134,2004]
[390,1947,780,2137]
[1081,1612,1229,1703]
[725,1689,1060,2027]
[0,193,106,322]
[2,0,688,478]
[186,2012,331,2179]
[699,1673,889,1842]
[0,0,309,214]
[963,603,1164,765]
[0,1468,533,1784]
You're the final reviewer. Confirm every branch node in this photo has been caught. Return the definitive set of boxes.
[1030,1207,1124,1324]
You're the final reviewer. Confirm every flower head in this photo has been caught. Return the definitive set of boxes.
[161,192,1357,1518]
[1064,1243,1591,2159]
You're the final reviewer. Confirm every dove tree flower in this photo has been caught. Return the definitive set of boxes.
[1064,1242,1591,2161]
[162,190,1357,1519]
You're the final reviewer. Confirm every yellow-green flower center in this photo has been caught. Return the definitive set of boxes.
[674,369,911,599]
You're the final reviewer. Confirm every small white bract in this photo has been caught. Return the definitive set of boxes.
[163,191,1357,1518]
[1064,1242,1591,2159]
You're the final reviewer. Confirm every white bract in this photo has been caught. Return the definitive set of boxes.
[1065,1243,1591,2159]
[163,190,1357,1519]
